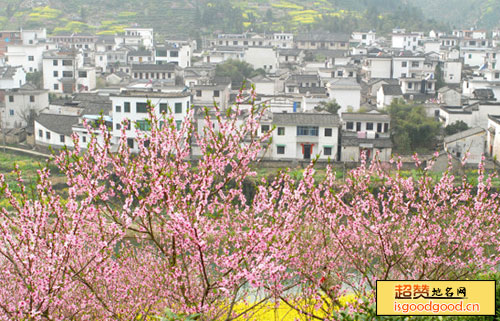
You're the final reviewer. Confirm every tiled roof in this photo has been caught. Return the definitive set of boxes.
[444,127,485,143]
[36,113,79,136]
[272,112,340,126]
[382,84,403,96]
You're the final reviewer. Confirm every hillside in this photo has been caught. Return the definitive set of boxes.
[0,0,493,38]
[414,0,500,29]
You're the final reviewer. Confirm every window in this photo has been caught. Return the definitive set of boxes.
[324,147,332,156]
[401,73,407,78]
[9,109,14,116]
[377,123,382,133]
[116,105,121,112]
[60,135,65,143]
[277,127,285,135]
[82,136,87,143]
[411,61,419,67]
[346,122,354,130]
[30,96,35,102]
[46,131,51,139]
[277,145,285,154]
[196,90,202,97]
[495,73,500,79]
[408,82,413,89]
[62,71,73,78]
[337,71,343,77]
[324,128,332,137]
[175,103,182,114]
[159,103,168,113]
[297,126,319,136]
[116,123,121,130]
[78,71,87,78]
[8,96,13,102]
[384,123,389,132]
[62,60,72,66]
[127,138,134,149]
[261,125,270,133]
[54,84,59,90]
[402,61,407,67]
[176,120,182,130]
[124,102,130,113]
[356,122,361,131]
[52,70,58,78]
[53,60,58,66]
[170,51,179,57]
[214,90,220,97]
[28,56,34,61]
[38,130,42,137]
[366,122,374,130]
[136,102,148,113]
[137,120,151,131]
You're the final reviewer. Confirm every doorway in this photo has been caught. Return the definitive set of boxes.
[304,144,311,159]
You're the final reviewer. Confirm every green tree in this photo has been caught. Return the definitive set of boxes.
[26,71,43,89]
[265,9,274,22]
[215,59,264,88]
[386,100,441,154]
[314,100,341,114]
[435,63,445,91]
[445,120,469,136]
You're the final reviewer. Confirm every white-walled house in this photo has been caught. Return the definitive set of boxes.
[461,48,488,67]
[327,78,361,113]
[377,84,403,108]
[392,55,426,79]
[34,113,79,148]
[443,60,462,84]
[362,56,392,80]
[351,31,376,46]
[391,32,423,51]
[3,84,49,128]
[0,65,26,89]
[440,102,500,130]
[273,33,294,49]
[437,87,461,106]
[444,127,486,163]
[42,50,97,93]
[21,29,47,45]
[155,43,192,68]
[250,74,276,95]
[128,50,154,64]
[110,90,191,151]
[340,111,392,161]
[118,28,154,49]
[243,47,278,73]
[487,115,500,161]
[5,43,48,73]
[270,112,340,161]
[193,84,230,109]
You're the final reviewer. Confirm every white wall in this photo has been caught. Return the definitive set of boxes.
[443,61,462,84]
[445,132,485,163]
[4,91,49,128]
[34,120,74,148]
[243,47,278,73]
[328,88,361,112]
[6,44,45,72]
[110,94,191,151]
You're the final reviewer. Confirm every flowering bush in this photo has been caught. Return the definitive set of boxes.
[0,97,499,320]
